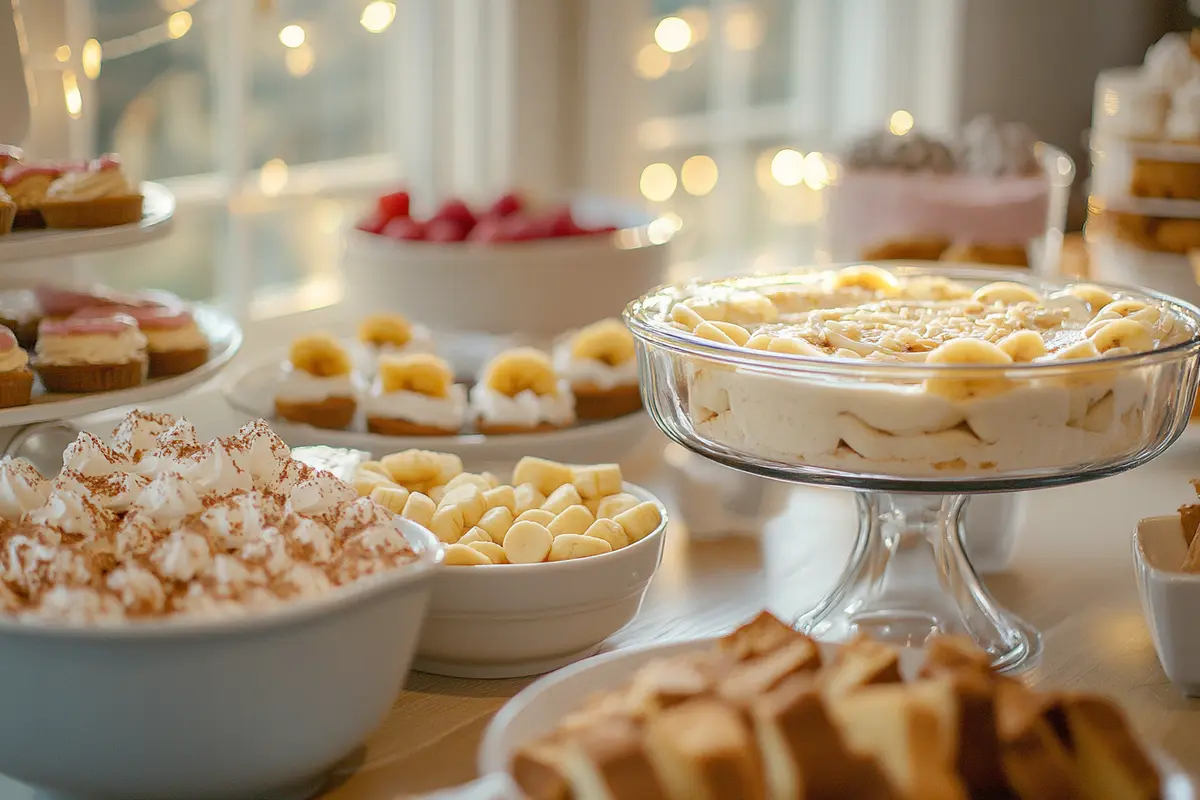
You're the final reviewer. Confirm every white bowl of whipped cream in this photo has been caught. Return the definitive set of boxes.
[626,265,1200,488]
[0,411,441,800]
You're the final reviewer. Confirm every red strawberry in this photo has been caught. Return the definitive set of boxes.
[377,190,411,220]
[426,218,469,242]
[543,207,581,238]
[467,217,511,243]
[582,225,619,236]
[434,198,477,231]
[382,217,426,241]
[503,215,543,241]
[489,192,524,218]
[355,213,389,235]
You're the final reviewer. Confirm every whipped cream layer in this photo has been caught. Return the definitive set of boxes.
[0,347,28,373]
[365,382,467,430]
[653,269,1196,477]
[0,412,420,625]
[553,344,638,391]
[470,382,576,428]
[35,328,147,366]
[45,164,137,201]
[276,366,359,403]
[144,322,208,353]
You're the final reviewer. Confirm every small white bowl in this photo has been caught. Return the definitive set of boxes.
[413,483,668,679]
[342,197,673,339]
[0,520,442,800]
[1134,514,1200,696]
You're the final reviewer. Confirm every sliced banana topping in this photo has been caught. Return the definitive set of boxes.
[972,282,1042,306]
[997,330,1047,362]
[289,333,353,377]
[482,348,559,397]
[378,353,454,398]
[829,265,901,294]
[570,318,635,366]
[1088,318,1154,354]
[358,313,413,347]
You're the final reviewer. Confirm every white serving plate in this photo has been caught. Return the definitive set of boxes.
[414,482,668,679]
[223,352,653,466]
[0,302,240,429]
[478,638,1197,799]
[0,182,175,263]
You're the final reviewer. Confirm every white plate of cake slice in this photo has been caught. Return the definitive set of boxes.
[479,613,1195,800]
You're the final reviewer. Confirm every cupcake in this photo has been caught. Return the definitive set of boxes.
[471,347,574,434]
[356,313,434,375]
[2,164,62,228]
[366,353,466,436]
[72,305,209,377]
[33,314,148,393]
[39,155,144,229]
[554,318,642,420]
[34,284,120,321]
[274,333,359,430]
[0,327,34,408]
[0,290,43,348]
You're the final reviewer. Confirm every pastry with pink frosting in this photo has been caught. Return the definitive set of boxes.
[34,284,122,321]
[39,155,143,229]
[2,164,63,229]
[0,327,32,407]
[33,313,148,393]
[73,304,209,377]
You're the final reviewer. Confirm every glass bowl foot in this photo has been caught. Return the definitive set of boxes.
[798,492,1041,673]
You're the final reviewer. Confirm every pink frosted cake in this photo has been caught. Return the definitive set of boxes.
[33,314,148,393]
[72,304,209,377]
[825,116,1053,267]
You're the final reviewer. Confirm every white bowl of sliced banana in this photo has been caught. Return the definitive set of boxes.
[350,452,669,679]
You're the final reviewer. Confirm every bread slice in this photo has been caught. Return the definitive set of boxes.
[829,684,968,800]
[1060,694,1162,800]
[909,672,1009,797]
[624,652,723,715]
[643,698,767,800]
[917,635,993,679]
[822,637,903,697]
[559,716,671,800]
[750,674,896,800]
[995,681,1081,800]
[719,638,822,705]
[512,740,573,800]
[720,612,811,661]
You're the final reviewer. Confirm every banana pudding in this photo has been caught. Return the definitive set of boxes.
[555,318,643,420]
[472,347,576,434]
[275,333,361,430]
[635,266,1198,477]
[366,353,467,436]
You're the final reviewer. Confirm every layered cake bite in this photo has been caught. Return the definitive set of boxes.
[366,353,466,436]
[0,327,33,408]
[33,313,147,393]
[555,318,642,420]
[274,333,360,430]
[472,347,575,434]
[40,155,143,229]
[73,304,209,377]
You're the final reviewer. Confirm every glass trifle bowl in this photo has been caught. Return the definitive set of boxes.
[625,265,1200,671]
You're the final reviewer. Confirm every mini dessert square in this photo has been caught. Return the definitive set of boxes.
[555,318,642,420]
[366,353,466,436]
[275,333,360,430]
[0,326,33,408]
[357,313,435,376]
[39,155,143,229]
[471,347,575,434]
[2,164,61,228]
[73,304,209,378]
[33,313,148,393]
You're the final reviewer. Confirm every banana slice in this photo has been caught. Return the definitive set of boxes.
[612,501,663,542]
[971,282,1043,305]
[1095,299,1147,319]
[353,470,397,497]
[483,348,559,397]
[444,543,493,566]
[596,492,640,520]
[513,457,573,496]
[401,492,437,529]
[1052,338,1102,361]
[767,337,824,356]
[680,298,727,322]
[369,484,410,513]
[445,472,492,493]
[378,353,454,398]
[516,509,556,526]
[477,506,515,543]
[693,322,741,346]
[669,304,707,329]
[549,534,613,562]
[584,518,631,550]
[513,483,547,514]
[482,485,517,513]
[548,505,596,537]
[924,338,1014,401]
[1088,318,1154,354]
[997,331,1047,362]
[724,291,779,325]
[429,505,466,544]
[381,449,463,486]
[358,313,413,347]
[830,265,900,294]
[289,333,353,377]
[570,464,624,499]
[542,484,584,515]
[503,520,554,564]
[439,484,487,528]
[570,318,636,366]
[469,541,508,564]
[745,334,773,350]
[1067,284,1115,310]
[456,528,492,547]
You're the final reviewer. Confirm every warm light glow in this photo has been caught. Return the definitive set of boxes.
[279,24,306,48]
[62,71,82,119]
[259,158,289,196]
[678,7,709,41]
[285,43,315,76]
[724,7,763,51]
[802,151,832,190]
[888,109,914,136]
[634,44,670,80]
[755,150,776,190]
[167,11,192,39]
[360,1,396,33]
[770,149,805,187]
[54,45,71,62]
[654,17,692,53]
[81,39,102,79]
[640,163,678,202]
[681,155,718,196]
[647,212,683,244]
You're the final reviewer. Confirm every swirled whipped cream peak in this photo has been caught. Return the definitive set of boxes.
[0,410,420,625]
[651,267,1197,477]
